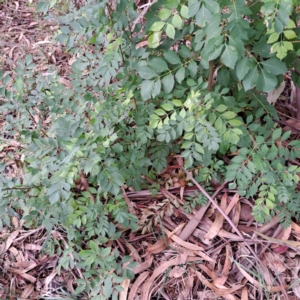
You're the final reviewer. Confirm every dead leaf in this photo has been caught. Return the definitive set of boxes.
[236,264,288,292]
[197,290,220,299]
[225,193,239,215]
[273,245,288,254]
[292,221,300,233]
[169,265,186,278]
[164,227,204,251]
[142,253,188,300]
[20,284,34,300]
[241,286,248,300]
[267,81,285,105]
[291,259,300,298]
[214,244,232,286]
[136,40,148,49]
[197,264,218,280]
[204,194,227,240]
[283,119,300,134]
[24,244,42,251]
[133,255,153,274]
[255,230,300,250]
[59,77,72,89]
[7,268,36,283]
[264,252,286,274]
[9,247,24,263]
[276,225,291,241]
[119,278,130,300]
[147,237,169,254]
[129,272,149,300]
[194,269,243,297]
[66,279,75,294]
[4,230,19,252]
[41,270,57,294]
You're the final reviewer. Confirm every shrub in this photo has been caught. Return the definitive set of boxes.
[0,0,300,297]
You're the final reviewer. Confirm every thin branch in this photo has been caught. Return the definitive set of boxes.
[179,164,262,265]
[25,107,48,137]
[208,60,214,91]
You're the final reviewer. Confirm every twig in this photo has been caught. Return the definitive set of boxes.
[208,60,214,91]
[131,1,152,31]
[121,186,136,214]
[178,183,226,241]
[295,58,300,120]
[180,165,262,264]
[25,107,48,137]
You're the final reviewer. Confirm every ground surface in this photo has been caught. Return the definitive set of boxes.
[1,1,300,300]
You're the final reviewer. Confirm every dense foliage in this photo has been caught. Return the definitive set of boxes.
[0,0,300,298]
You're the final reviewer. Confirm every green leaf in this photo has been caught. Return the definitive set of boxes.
[236,57,250,81]
[78,17,89,28]
[283,30,297,40]
[256,69,277,93]
[72,61,87,72]
[267,144,278,160]
[204,0,220,13]
[184,132,194,139]
[217,67,230,86]
[162,73,175,93]
[222,111,237,120]
[0,162,6,172]
[272,128,282,140]
[175,67,185,84]
[148,31,162,48]
[158,8,172,20]
[179,45,191,58]
[172,14,183,28]
[37,1,49,13]
[166,24,175,39]
[141,80,154,101]
[223,130,239,145]
[166,0,179,9]
[137,66,157,79]
[149,21,165,32]
[196,5,211,27]
[89,240,99,253]
[172,99,182,106]
[49,191,60,204]
[103,276,113,298]
[274,18,283,33]
[25,55,33,65]
[150,57,169,73]
[260,57,287,75]
[161,103,173,111]
[152,79,161,98]
[281,130,291,141]
[221,45,238,69]
[163,50,181,65]
[228,119,243,126]
[243,66,258,91]
[188,1,200,17]
[155,109,166,116]
[208,45,224,61]
[283,41,293,51]
[186,78,197,86]
[70,21,81,32]
[215,105,227,112]
[187,61,197,77]
[267,32,279,43]
[215,117,223,130]
[180,5,189,18]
